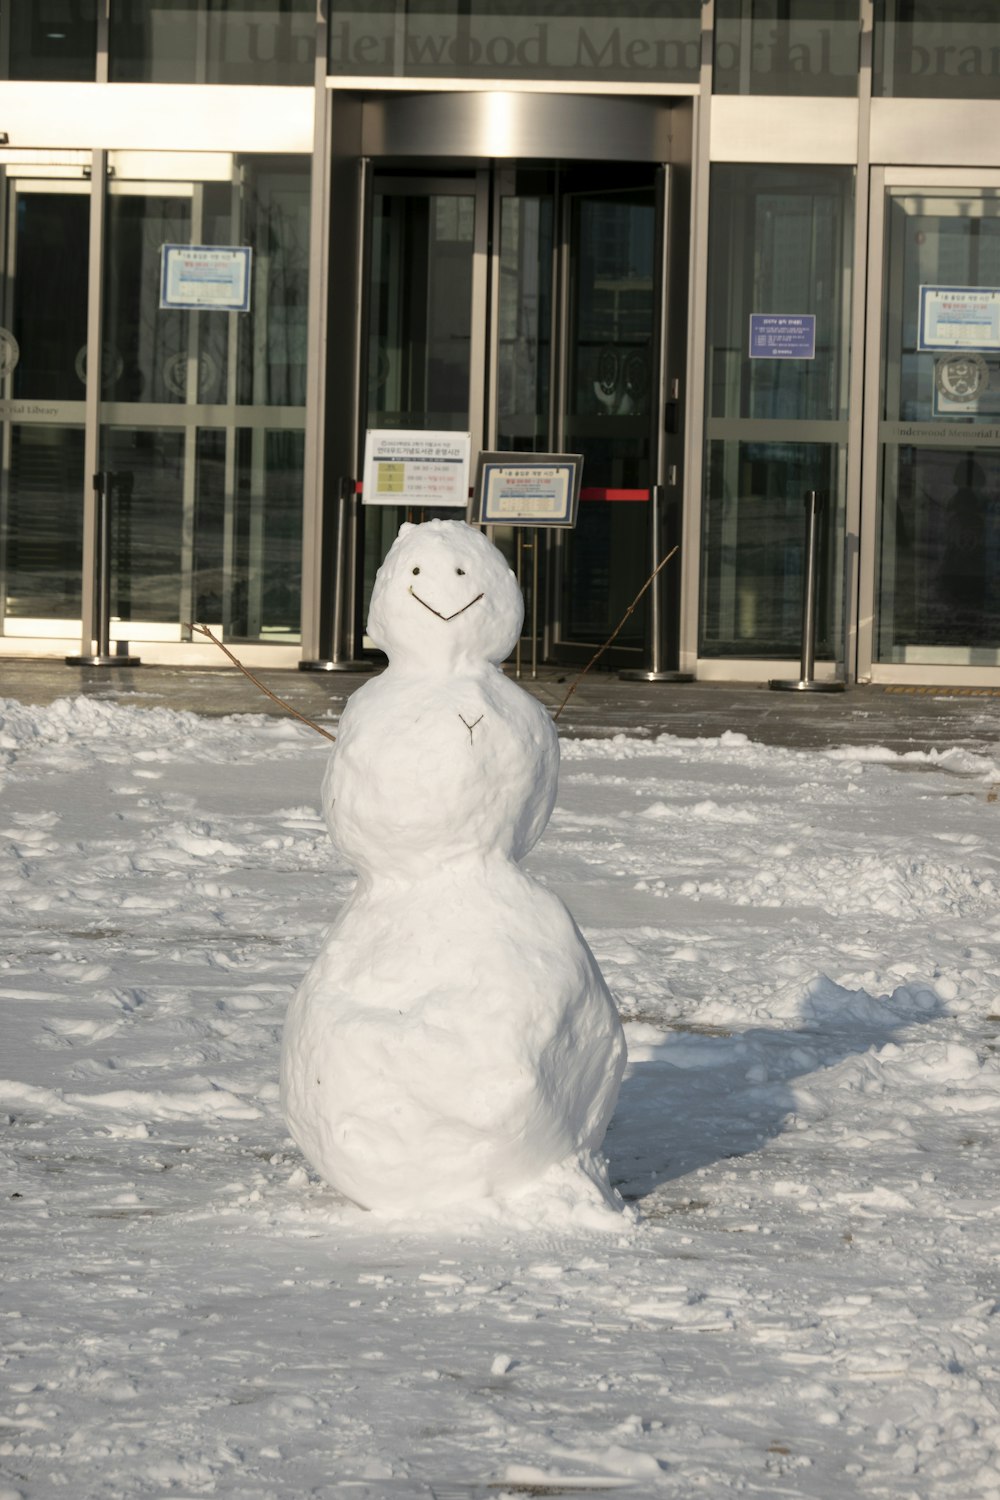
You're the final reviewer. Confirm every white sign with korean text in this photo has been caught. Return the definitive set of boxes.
[362,430,471,509]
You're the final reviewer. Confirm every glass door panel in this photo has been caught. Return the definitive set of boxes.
[368,186,476,431]
[1,176,89,629]
[560,183,657,649]
[98,158,309,644]
[876,187,1000,664]
[495,186,553,454]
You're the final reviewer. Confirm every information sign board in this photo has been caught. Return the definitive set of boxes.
[918,286,1000,352]
[471,453,583,528]
[749,314,816,359]
[160,245,252,312]
[362,429,471,509]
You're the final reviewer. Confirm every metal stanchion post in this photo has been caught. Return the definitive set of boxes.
[770,490,845,693]
[620,483,692,683]
[513,529,524,680]
[299,476,373,673]
[530,526,540,681]
[66,472,140,667]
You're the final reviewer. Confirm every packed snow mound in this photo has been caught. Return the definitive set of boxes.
[5,688,1000,1496]
[281,521,626,1212]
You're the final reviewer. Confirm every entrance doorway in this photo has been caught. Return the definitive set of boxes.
[0,149,309,656]
[861,168,1000,678]
[359,159,672,664]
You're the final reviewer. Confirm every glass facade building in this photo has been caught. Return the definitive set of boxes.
[1,0,1000,685]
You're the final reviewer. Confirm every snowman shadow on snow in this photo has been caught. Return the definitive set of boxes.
[280,519,627,1216]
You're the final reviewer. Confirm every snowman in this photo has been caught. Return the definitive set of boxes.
[280,519,626,1212]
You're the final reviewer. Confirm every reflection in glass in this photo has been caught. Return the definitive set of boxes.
[193,429,226,625]
[1,188,90,622]
[236,160,311,407]
[8,0,97,81]
[565,189,655,488]
[713,0,859,96]
[104,194,193,404]
[496,195,553,454]
[701,441,839,657]
[563,503,648,647]
[3,427,85,618]
[98,426,303,638]
[103,428,185,621]
[12,192,90,402]
[229,430,304,640]
[875,0,1000,100]
[878,447,1000,659]
[560,187,656,648]
[111,0,314,84]
[368,191,475,432]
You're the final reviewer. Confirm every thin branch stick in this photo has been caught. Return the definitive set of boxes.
[552,546,679,722]
[185,623,337,743]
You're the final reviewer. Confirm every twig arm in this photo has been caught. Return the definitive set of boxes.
[185,624,337,743]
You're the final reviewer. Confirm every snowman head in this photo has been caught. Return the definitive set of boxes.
[367,519,523,671]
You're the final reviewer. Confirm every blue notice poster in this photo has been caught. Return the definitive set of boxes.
[749,313,816,360]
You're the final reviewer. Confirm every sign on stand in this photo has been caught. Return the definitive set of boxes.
[362,430,471,509]
[471,452,583,528]
[470,452,583,683]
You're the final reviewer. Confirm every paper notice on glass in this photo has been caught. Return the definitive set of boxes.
[919,286,1000,351]
[160,246,252,312]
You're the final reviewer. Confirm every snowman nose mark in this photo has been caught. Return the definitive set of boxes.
[459,713,483,745]
[408,585,484,622]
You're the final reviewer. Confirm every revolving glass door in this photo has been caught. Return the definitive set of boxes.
[361,163,664,663]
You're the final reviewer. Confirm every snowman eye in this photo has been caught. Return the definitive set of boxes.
[456,568,465,575]
[411,566,420,575]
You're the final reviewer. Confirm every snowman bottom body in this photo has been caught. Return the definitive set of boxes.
[280,857,626,1212]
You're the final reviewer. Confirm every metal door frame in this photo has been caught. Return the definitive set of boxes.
[858,165,1000,685]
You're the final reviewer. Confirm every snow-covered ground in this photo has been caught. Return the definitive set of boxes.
[2,695,1000,1500]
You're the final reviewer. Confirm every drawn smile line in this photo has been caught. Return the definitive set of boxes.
[408,586,484,621]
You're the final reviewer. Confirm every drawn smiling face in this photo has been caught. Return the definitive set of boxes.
[367,520,523,671]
